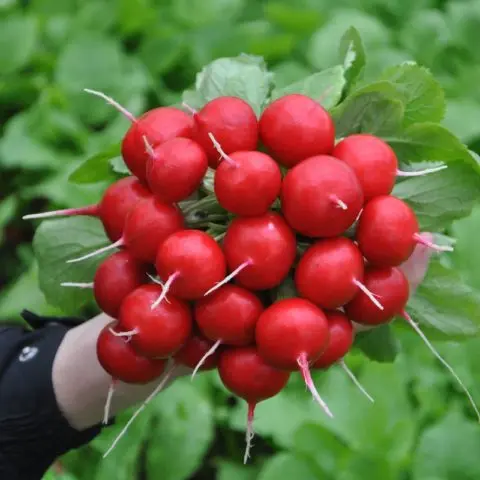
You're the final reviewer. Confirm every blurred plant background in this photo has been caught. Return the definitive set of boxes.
[1,0,480,478]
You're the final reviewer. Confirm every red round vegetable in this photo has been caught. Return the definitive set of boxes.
[93,251,147,318]
[345,266,410,325]
[281,155,364,237]
[356,195,419,267]
[96,322,166,384]
[119,284,192,358]
[312,311,354,369]
[333,134,398,201]
[155,229,227,300]
[122,107,194,183]
[295,237,364,309]
[259,94,335,167]
[214,151,282,216]
[146,137,208,203]
[195,284,263,346]
[222,212,296,291]
[191,96,259,168]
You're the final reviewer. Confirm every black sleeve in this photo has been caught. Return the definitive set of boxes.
[0,313,105,480]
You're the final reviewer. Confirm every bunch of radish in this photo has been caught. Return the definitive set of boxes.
[25,90,478,463]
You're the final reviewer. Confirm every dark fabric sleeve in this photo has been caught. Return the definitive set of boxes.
[0,317,104,480]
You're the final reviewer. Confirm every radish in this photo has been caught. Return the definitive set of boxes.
[259,94,335,167]
[333,134,447,201]
[23,176,151,242]
[192,285,264,376]
[220,212,296,291]
[344,266,410,326]
[213,148,282,217]
[294,237,383,310]
[154,229,227,304]
[67,196,184,264]
[97,321,166,423]
[184,96,258,168]
[174,334,220,371]
[85,89,194,183]
[356,195,453,267]
[281,155,364,237]
[145,136,208,203]
[218,346,290,463]
[93,251,147,318]
[312,311,354,369]
[118,284,192,358]
[255,298,333,416]
[311,311,374,402]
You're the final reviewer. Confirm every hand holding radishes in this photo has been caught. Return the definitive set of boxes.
[26,72,478,470]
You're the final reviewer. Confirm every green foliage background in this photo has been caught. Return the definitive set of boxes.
[2,0,480,478]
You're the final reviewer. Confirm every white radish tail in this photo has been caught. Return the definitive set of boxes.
[204,260,252,297]
[103,380,116,425]
[402,310,480,422]
[329,194,348,210]
[352,279,384,311]
[413,233,454,253]
[191,339,222,380]
[208,132,238,167]
[103,363,177,458]
[84,89,137,123]
[397,165,447,177]
[150,272,180,310]
[22,204,99,220]
[61,282,94,289]
[339,359,374,403]
[297,352,333,418]
[243,402,256,464]
[67,239,123,264]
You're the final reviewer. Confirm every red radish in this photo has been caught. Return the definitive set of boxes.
[85,89,194,183]
[281,155,364,237]
[93,251,147,318]
[192,285,264,376]
[174,334,220,371]
[220,212,296,291]
[213,149,282,216]
[184,96,258,168]
[97,321,166,424]
[295,237,383,310]
[356,195,453,267]
[255,298,333,416]
[97,321,167,382]
[67,197,184,264]
[259,94,335,167]
[218,347,290,463]
[312,311,354,369]
[311,311,374,402]
[345,266,410,325]
[118,284,192,358]
[333,134,447,200]
[23,176,151,242]
[145,136,208,203]
[154,229,227,303]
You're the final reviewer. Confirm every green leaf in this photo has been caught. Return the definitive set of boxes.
[69,143,122,184]
[339,27,365,92]
[109,156,130,175]
[258,453,319,480]
[0,196,18,243]
[407,258,480,340]
[332,82,405,137]
[182,54,274,116]
[354,324,400,363]
[413,408,480,480]
[146,379,214,480]
[172,0,245,27]
[0,14,38,75]
[216,460,260,480]
[384,123,479,171]
[380,63,445,126]
[270,65,346,110]
[452,205,480,291]
[443,99,480,144]
[393,163,480,231]
[317,364,414,463]
[0,262,63,323]
[0,112,62,170]
[264,2,323,33]
[32,217,109,313]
